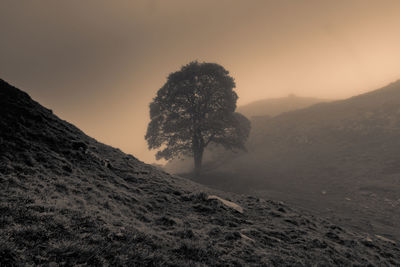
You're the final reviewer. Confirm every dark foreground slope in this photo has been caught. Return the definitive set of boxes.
[1,79,399,266]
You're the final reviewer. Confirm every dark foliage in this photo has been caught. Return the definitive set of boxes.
[145,61,250,176]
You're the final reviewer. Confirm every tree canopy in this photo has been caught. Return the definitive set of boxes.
[145,61,251,176]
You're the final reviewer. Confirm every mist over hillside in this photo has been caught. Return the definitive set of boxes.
[2,0,400,265]
[171,81,400,242]
[2,79,399,265]
[165,95,328,174]
[237,94,329,118]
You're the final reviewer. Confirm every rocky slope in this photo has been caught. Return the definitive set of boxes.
[1,79,399,266]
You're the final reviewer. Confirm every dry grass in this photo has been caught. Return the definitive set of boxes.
[1,79,400,266]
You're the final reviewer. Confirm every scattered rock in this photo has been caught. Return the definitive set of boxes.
[115,232,125,240]
[375,235,396,244]
[240,233,255,242]
[207,195,244,213]
[104,159,112,169]
[71,141,87,151]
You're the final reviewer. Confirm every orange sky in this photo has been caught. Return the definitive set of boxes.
[1,0,400,163]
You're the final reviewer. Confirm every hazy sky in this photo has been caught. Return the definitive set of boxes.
[1,1,400,163]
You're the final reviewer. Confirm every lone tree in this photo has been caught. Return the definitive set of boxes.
[146,61,251,177]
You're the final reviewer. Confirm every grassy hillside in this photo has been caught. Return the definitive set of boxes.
[192,80,400,242]
[1,79,399,266]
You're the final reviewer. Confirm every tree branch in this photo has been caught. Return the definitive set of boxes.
[204,133,215,147]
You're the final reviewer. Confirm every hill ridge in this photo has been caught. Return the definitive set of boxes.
[260,80,400,121]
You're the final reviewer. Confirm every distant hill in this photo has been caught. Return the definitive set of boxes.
[246,79,400,181]
[1,79,399,265]
[237,94,329,118]
[194,80,400,242]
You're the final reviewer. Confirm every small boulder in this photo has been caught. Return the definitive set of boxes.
[71,141,88,151]
[240,233,255,242]
[375,235,396,244]
[207,195,244,213]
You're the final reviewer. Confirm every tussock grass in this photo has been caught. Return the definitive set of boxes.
[1,79,400,266]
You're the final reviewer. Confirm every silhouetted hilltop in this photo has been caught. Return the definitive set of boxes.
[1,79,399,266]
[237,94,328,118]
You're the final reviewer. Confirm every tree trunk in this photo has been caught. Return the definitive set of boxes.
[193,146,204,179]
